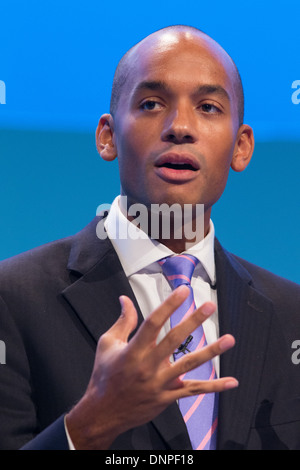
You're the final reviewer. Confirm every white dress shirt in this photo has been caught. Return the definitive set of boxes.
[104,196,220,376]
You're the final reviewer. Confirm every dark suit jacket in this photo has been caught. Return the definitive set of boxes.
[0,216,300,450]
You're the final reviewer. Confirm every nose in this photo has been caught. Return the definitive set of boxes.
[161,104,197,144]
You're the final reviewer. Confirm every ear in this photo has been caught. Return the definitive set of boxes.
[231,124,255,172]
[95,114,117,161]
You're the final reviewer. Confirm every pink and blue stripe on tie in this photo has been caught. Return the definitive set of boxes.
[159,254,218,450]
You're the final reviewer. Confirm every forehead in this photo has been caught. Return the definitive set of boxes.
[123,31,236,100]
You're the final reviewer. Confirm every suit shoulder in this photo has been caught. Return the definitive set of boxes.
[232,253,300,306]
[0,236,73,285]
[0,217,105,296]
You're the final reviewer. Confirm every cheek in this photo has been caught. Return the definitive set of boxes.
[213,164,231,195]
[115,118,148,161]
[115,118,159,180]
[204,131,236,196]
[115,127,139,174]
[213,147,234,187]
[213,126,237,170]
[115,126,150,200]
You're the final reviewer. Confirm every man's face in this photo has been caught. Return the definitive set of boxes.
[110,32,244,213]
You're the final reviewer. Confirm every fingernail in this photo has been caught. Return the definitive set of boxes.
[201,303,216,316]
[219,335,235,351]
[119,296,125,316]
[174,285,190,298]
[176,285,189,293]
[224,379,239,390]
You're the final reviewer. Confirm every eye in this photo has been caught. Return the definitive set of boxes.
[200,103,221,114]
[140,100,163,111]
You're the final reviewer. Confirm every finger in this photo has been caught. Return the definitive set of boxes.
[150,301,217,364]
[129,285,190,350]
[167,376,239,402]
[103,296,138,343]
[162,334,235,384]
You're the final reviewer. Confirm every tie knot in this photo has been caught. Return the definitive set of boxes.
[159,254,199,289]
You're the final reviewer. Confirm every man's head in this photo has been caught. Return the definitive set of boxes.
[96,25,254,225]
[110,25,245,127]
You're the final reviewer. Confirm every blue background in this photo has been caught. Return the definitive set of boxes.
[0,0,299,283]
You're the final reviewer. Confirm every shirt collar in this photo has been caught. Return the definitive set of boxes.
[104,196,216,283]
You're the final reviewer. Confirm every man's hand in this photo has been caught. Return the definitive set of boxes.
[66,285,237,449]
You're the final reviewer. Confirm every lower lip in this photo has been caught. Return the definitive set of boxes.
[154,166,200,183]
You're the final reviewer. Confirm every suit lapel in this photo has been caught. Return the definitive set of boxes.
[214,239,274,449]
[61,217,191,450]
[62,240,142,343]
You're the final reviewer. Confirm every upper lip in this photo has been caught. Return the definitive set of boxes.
[154,152,200,171]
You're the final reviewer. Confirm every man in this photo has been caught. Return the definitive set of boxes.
[0,25,300,451]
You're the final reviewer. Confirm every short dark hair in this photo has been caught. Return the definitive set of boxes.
[110,25,244,126]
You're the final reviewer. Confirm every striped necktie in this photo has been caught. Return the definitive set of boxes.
[159,254,218,450]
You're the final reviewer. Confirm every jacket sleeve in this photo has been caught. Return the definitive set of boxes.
[0,295,69,450]
[21,415,69,450]
[0,295,37,449]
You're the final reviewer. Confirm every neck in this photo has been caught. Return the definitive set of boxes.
[154,211,211,253]
[120,196,211,253]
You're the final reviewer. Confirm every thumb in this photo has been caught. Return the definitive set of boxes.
[108,295,138,342]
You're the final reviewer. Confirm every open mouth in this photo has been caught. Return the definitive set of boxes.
[154,154,200,182]
[157,162,198,171]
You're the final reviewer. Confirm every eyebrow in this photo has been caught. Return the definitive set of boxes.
[132,80,231,102]
[194,85,231,102]
[133,80,172,94]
